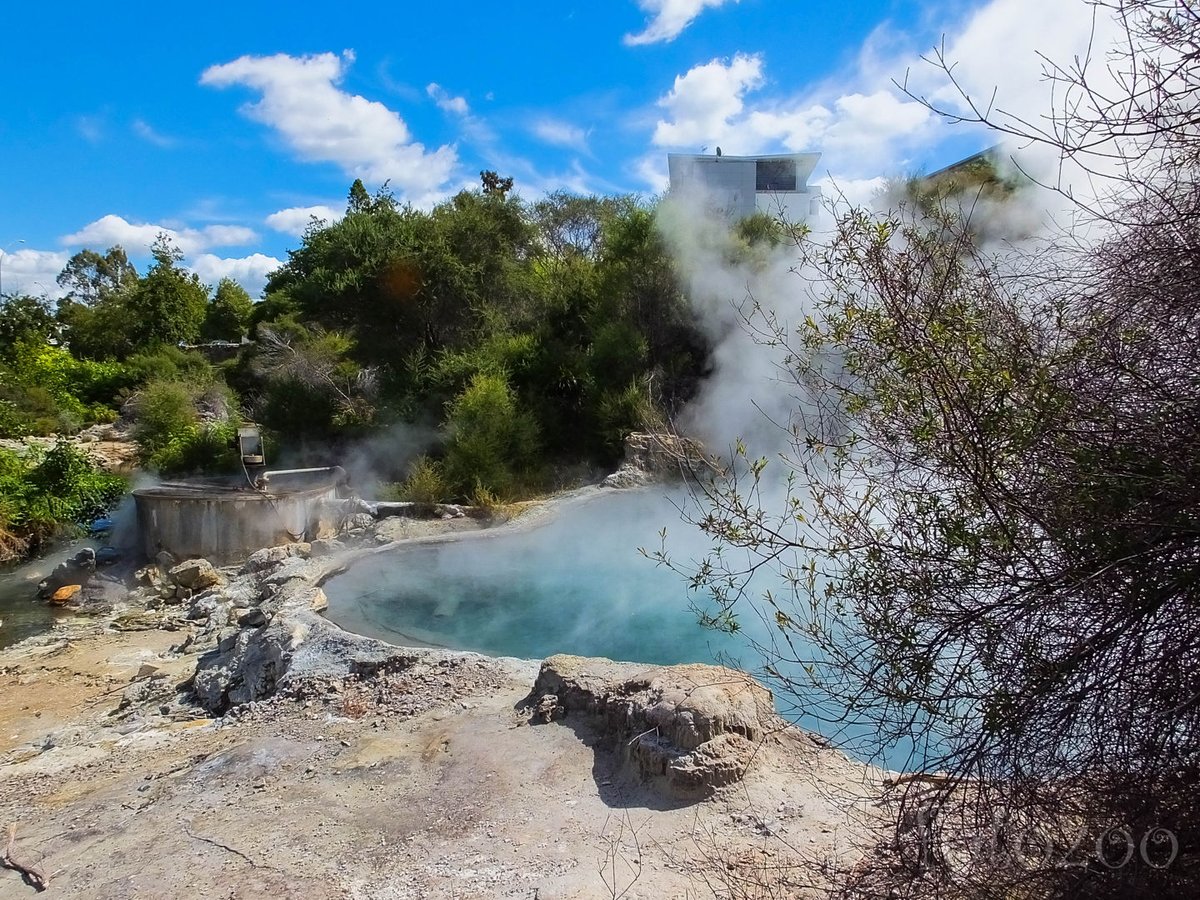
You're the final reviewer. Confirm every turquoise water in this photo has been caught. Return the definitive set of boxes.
[323,489,930,769]
[323,490,757,668]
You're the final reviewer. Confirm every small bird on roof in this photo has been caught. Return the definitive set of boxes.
[716,146,722,157]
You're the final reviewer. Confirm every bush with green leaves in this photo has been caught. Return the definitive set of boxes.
[442,373,539,498]
[129,376,238,475]
[387,454,449,503]
[0,341,127,436]
[0,441,127,562]
[146,422,239,476]
[120,346,213,389]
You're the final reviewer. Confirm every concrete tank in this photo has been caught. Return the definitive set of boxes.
[133,471,342,565]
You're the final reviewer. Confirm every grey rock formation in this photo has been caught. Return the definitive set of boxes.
[193,622,296,710]
[243,542,310,573]
[602,431,708,489]
[530,653,776,797]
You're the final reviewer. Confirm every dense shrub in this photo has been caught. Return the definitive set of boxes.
[0,442,127,562]
[121,346,213,389]
[388,455,449,503]
[146,422,239,476]
[442,373,540,498]
[0,342,127,436]
[129,376,237,474]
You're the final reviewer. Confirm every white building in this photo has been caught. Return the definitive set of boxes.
[667,152,822,224]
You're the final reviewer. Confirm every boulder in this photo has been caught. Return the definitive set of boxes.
[48,584,83,605]
[341,513,376,534]
[308,538,345,558]
[37,548,96,598]
[243,542,311,574]
[530,654,775,798]
[134,565,163,588]
[238,608,268,628]
[192,622,297,712]
[169,558,221,591]
[601,467,655,489]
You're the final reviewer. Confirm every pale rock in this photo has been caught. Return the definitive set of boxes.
[530,654,775,798]
[341,512,376,534]
[169,558,221,591]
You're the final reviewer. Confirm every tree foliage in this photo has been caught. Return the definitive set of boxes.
[0,442,126,562]
[56,246,137,307]
[442,372,540,498]
[0,294,57,359]
[124,237,208,350]
[202,277,254,341]
[254,178,709,489]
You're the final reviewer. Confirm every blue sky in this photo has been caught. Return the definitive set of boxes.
[0,0,1102,298]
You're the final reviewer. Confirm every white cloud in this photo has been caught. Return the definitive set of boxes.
[531,118,589,152]
[633,153,669,193]
[61,215,258,256]
[201,51,458,204]
[652,53,764,149]
[426,82,469,115]
[190,253,282,298]
[76,115,104,144]
[625,0,739,46]
[265,205,344,237]
[132,119,176,148]
[747,89,935,163]
[648,0,1109,184]
[652,54,934,167]
[0,248,70,299]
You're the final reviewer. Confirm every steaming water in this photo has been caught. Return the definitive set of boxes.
[324,488,931,768]
[324,490,756,668]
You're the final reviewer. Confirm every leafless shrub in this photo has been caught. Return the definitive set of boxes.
[657,3,1200,898]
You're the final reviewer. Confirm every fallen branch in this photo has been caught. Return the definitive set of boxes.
[183,824,257,866]
[1,823,50,892]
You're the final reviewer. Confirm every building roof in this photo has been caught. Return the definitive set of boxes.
[667,151,822,187]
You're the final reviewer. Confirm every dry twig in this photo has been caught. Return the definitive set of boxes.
[1,823,50,892]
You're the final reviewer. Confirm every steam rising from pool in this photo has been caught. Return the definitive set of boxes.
[323,489,759,668]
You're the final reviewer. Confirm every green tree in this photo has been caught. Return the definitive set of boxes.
[124,236,208,351]
[250,325,379,442]
[480,169,514,197]
[56,246,137,307]
[266,180,536,380]
[0,294,56,360]
[55,246,141,360]
[347,177,372,213]
[202,277,254,341]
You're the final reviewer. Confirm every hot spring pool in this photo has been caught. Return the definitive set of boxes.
[322,488,926,768]
[323,490,756,668]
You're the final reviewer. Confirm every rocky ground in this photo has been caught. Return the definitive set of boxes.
[0,490,890,899]
[0,423,140,475]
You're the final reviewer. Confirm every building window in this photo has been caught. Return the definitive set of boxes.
[756,159,796,192]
